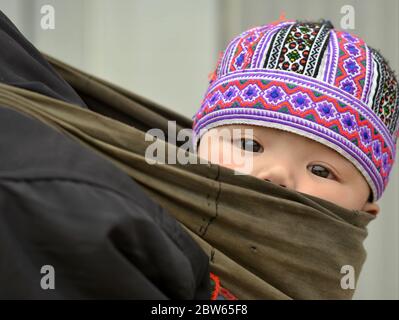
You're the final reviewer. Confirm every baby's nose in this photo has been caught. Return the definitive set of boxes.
[258,166,294,189]
[264,178,287,188]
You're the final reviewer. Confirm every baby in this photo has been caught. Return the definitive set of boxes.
[192,19,399,215]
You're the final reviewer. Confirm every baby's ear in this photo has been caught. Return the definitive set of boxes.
[362,201,380,215]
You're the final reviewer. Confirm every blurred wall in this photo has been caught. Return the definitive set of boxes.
[1,0,397,299]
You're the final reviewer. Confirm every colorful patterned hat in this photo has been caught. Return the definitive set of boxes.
[192,19,399,201]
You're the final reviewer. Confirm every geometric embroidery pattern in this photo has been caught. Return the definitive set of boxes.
[333,31,368,101]
[264,21,332,77]
[369,47,399,136]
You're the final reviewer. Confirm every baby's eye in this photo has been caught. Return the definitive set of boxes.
[238,138,264,153]
[308,164,336,180]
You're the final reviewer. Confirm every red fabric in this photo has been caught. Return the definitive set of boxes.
[210,273,238,300]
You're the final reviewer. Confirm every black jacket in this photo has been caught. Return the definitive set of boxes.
[0,10,210,299]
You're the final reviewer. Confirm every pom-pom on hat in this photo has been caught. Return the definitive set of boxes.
[192,19,399,201]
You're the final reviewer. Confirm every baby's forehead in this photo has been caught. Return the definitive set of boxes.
[214,124,308,141]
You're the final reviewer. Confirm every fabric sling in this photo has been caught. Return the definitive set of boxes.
[0,54,375,300]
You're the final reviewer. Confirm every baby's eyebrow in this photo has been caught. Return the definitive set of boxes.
[229,127,258,137]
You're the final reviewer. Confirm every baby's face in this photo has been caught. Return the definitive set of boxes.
[198,124,379,215]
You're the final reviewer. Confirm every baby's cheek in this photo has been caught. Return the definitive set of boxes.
[221,146,256,175]
[199,138,254,174]
[216,142,237,167]
[300,181,362,210]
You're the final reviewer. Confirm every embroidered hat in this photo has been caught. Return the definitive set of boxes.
[192,19,399,201]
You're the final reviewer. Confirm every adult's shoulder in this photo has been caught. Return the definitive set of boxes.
[0,106,210,299]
